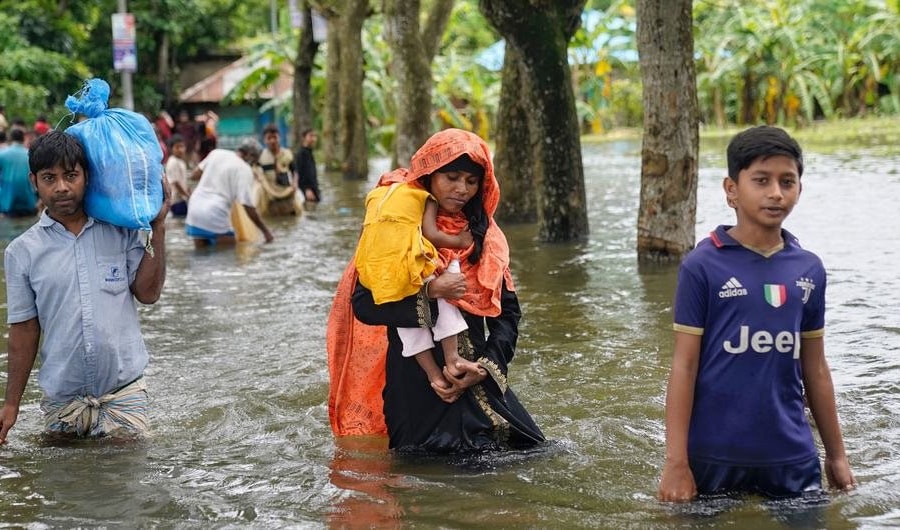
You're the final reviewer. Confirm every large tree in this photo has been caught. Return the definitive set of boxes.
[383,0,455,168]
[479,0,589,243]
[321,8,342,170]
[336,0,371,179]
[492,45,537,223]
[635,0,698,262]
[291,0,321,148]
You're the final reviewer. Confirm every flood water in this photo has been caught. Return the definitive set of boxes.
[1,138,898,528]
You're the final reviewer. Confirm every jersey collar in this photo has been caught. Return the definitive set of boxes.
[710,225,800,249]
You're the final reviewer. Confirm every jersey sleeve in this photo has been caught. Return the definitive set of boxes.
[800,261,827,337]
[672,260,707,336]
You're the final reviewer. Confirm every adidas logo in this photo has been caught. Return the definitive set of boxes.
[719,277,748,298]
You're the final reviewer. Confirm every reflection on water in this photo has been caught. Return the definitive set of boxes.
[326,436,402,527]
[1,142,898,527]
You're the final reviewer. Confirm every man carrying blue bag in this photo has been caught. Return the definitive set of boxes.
[0,129,169,441]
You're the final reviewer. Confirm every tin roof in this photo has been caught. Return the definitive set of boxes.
[178,55,294,103]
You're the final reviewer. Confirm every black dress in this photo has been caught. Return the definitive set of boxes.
[351,279,545,453]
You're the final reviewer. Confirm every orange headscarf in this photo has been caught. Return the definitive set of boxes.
[326,129,513,436]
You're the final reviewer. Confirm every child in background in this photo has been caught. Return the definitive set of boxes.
[658,126,855,502]
[165,134,191,218]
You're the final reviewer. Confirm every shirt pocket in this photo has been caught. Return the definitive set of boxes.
[97,257,129,295]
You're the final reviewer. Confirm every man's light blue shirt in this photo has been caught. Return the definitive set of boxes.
[4,212,149,401]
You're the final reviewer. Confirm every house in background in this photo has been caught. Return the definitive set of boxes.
[178,55,293,149]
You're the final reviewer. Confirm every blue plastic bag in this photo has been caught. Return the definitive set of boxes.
[64,78,163,231]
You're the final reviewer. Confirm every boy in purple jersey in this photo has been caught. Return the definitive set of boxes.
[657,126,855,502]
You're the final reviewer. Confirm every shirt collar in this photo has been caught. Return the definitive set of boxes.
[710,224,800,249]
[38,209,96,231]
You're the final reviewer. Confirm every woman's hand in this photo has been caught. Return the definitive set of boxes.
[427,270,467,300]
[431,361,487,403]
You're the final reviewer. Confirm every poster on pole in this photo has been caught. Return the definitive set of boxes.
[293,7,327,42]
[111,13,137,72]
[311,10,327,42]
[288,0,302,29]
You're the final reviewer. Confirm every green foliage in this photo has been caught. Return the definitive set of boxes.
[359,1,502,144]
[0,10,92,123]
[2,0,98,55]
[0,17,27,50]
[603,78,642,128]
[569,0,639,132]
[0,0,273,115]
[433,49,501,136]
[223,35,295,105]
[586,0,615,9]
[4,0,900,136]
[442,1,498,52]
[693,0,900,126]
[0,81,51,124]
[360,21,397,155]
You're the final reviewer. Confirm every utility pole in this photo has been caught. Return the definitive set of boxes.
[117,0,134,110]
[270,0,279,129]
[270,0,278,34]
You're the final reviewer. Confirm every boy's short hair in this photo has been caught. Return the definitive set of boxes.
[726,126,804,180]
[262,123,279,137]
[9,128,25,143]
[166,134,187,151]
[29,130,87,175]
[167,133,185,150]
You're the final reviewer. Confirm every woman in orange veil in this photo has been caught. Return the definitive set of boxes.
[326,129,544,452]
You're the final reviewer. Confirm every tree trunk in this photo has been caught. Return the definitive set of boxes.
[322,12,342,170]
[635,0,699,263]
[156,31,171,108]
[384,0,454,168]
[493,45,537,224]
[713,87,725,128]
[480,0,589,243]
[740,72,755,125]
[337,0,369,179]
[292,1,320,148]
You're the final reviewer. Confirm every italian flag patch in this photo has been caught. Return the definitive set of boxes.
[764,284,787,308]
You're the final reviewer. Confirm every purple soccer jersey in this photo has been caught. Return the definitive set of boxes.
[673,225,825,465]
